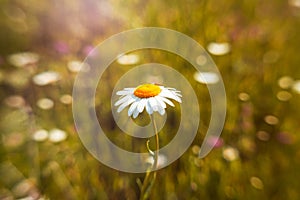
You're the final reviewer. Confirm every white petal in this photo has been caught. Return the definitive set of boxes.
[128,101,139,116]
[165,87,181,95]
[132,108,140,118]
[169,92,182,102]
[123,88,135,91]
[115,95,133,106]
[165,87,176,91]
[155,98,165,115]
[160,90,182,103]
[149,97,158,111]
[158,106,165,115]
[146,100,153,115]
[155,96,166,108]
[117,98,136,113]
[173,91,182,97]
[176,96,182,103]
[158,96,175,107]
[137,98,147,113]
[116,90,133,96]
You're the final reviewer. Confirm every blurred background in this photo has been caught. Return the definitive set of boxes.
[1,0,300,199]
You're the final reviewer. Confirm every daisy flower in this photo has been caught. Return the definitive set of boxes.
[115,83,182,118]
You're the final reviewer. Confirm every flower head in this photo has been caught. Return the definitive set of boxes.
[115,83,182,118]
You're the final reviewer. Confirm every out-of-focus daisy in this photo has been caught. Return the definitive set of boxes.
[67,60,90,73]
[48,129,67,143]
[145,154,167,167]
[8,52,39,67]
[115,83,182,118]
[222,146,239,161]
[32,71,60,86]
[36,98,54,110]
[207,42,231,56]
[60,94,72,104]
[32,129,48,142]
[117,54,139,65]
[193,71,219,84]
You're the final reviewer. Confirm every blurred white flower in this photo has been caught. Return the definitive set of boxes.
[32,71,60,86]
[292,80,300,94]
[146,154,167,167]
[67,60,90,72]
[193,72,219,84]
[32,129,48,142]
[264,115,279,125]
[207,42,231,56]
[256,131,270,141]
[278,76,293,89]
[60,94,72,104]
[238,92,250,101]
[4,95,25,108]
[117,54,139,65]
[8,52,39,67]
[289,0,300,7]
[250,177,264,190]
[115,83,182,118]
[36,98,54,110]
[222,146,239,161]
[49,129,67,143]
[276,91,292,101]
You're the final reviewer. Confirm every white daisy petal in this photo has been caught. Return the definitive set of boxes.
[146,100,153,115]
[128,101,139,116]
[155,96,166,108]
[133,108,140,118]
[165,87,181,96]
[165,87,176,91]
[116,90,133,96]
[160,89,174,97]
[173,93,183,100]
[173,91,182,97]
[159,96,175,107]
[123,88,135,91]
[155,99,165,115]
[115,95,133,106]
[149,97,159,111]
[170,91,182,102]
[160,90,182,103]
[158,106,165,115]
[117,98,135,113]
[137,98,147,113]
[176,96,182,103]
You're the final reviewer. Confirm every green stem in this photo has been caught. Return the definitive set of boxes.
[150,114,159,170]
[139,114,159,200]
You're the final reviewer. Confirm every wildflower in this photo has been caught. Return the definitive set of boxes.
[32,71,60,86]
[49,129,67,143]
[115,83,181,118]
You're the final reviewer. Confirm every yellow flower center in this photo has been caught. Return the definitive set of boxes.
[134,84,161,98]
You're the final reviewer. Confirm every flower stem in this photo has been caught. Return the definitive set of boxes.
[139,114,159,200]
[150,114,159,170]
